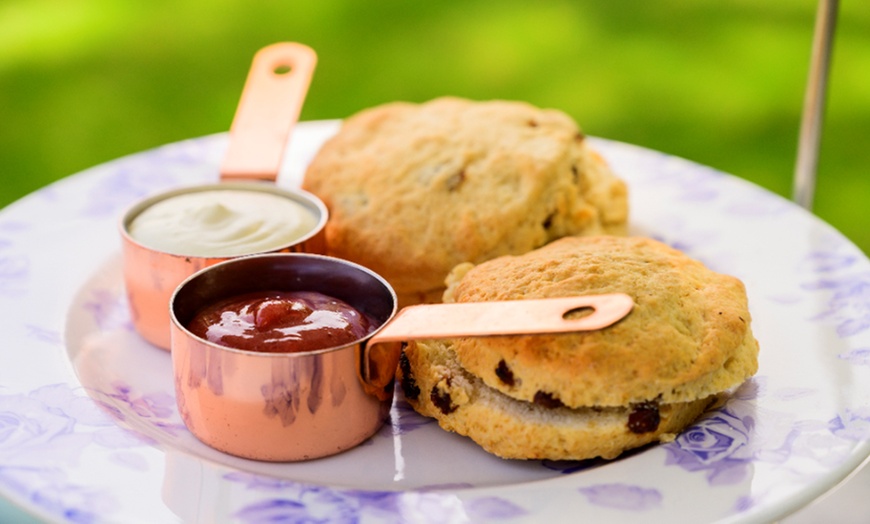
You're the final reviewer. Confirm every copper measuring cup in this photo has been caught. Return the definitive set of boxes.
[120,42,325,350]
[169,253,634,462]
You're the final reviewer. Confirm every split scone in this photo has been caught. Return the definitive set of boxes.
[302,97,628,306]
[397,236,759,460]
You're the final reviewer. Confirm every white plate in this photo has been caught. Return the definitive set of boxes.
[1,120,870,524]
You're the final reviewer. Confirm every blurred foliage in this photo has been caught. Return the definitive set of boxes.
[1,0,868,252]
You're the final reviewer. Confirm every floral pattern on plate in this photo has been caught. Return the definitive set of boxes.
[0,121,869,523]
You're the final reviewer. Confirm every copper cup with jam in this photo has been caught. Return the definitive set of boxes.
[169,253,634,462]
[170,253,397,461]
[120,42,326,350]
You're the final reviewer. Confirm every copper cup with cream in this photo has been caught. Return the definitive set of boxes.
[169,253,634,462]
[120,42,326,350]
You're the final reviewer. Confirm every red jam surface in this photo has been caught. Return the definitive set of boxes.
[186,290,376,353]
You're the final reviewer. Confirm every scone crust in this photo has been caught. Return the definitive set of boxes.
[399,339,715,460]
[302,97,628,304]
[444,236,759,408]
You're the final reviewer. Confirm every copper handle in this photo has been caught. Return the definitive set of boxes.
[372,293,633,342]
[220,42,317,181]
[361,294,634,399]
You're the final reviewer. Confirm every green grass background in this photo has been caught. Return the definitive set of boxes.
[1,0,868,253]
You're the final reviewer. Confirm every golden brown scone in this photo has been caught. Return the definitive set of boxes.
[444,235,759,408]
[398,339,718,460]
[397,235,759,460]
[302,97,628,306]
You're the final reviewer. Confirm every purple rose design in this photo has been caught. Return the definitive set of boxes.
[839,348,870,366]
[801,252,859,273]
[638,155,724,204]
[724,191,791,217]
[236,491,357,524]
[227,472,365,523]
[664,407,755,485]
[0,387,93,469]
[25,324,62,345]
[0,253,28,296]
[465,496,527,519]
[0,384,122,522]
[829,407,870,441]
[81,136,220,218]
[578,483,662,511]
[227,471,524,523]
[803,274,870,338]
[88,382,187,441]
[82,289,133,332]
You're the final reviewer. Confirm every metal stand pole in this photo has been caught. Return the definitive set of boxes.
[793,0,839,211]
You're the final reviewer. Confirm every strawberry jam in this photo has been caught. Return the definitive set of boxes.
[186,290,374,353]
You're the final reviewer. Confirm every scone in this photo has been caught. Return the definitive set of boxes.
[302,97,628,306]
[397,236,759,460]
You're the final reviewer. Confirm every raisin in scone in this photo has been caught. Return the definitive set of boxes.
[397,236,759,460]
[302,97,628,306]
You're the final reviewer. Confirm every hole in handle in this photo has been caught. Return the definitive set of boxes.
[273,64,293,75]
[563,306,594,320]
